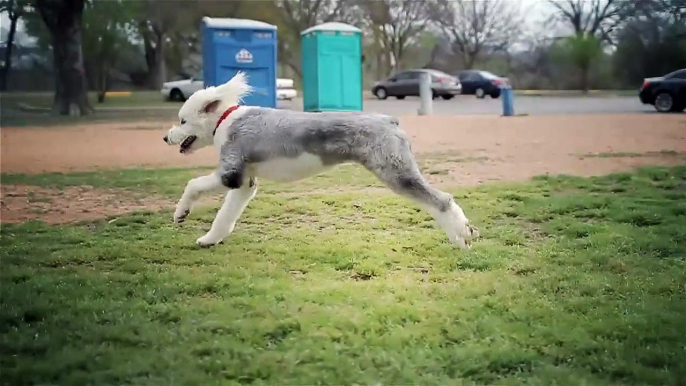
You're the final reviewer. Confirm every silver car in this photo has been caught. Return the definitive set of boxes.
[372,69,462,100]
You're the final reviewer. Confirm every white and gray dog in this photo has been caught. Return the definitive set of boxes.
[164,72,478,249]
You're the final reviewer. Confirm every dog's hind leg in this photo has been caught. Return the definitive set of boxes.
[174,172,227,223]
[362,140,478,248]
[196,177,257,247]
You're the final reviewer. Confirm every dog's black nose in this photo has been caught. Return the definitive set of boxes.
[163,135,169,143]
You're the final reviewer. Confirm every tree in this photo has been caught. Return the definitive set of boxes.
[546,0,631,91]
[612,0,686,85]
[165,0,244,80]
[359,0,431,73]
[547,0,630,44]
[34,0,93,116]
[81,0,135,102]
[0,0,29,90]
[431,0,522,69]
[131,0,189,89]
[551,32,603,92]
[273,0,360,79]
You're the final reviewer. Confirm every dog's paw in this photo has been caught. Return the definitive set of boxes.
[454,223,479,249]
[196,234,223,248]
[173,207,190,224]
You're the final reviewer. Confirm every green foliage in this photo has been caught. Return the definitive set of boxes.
[20,6,51,51]
[82,0,137,98]
[2,165,686,384]
[81,0,136,60]
[613,15,686,86]
[551,33,603,71]
[0,0,30,16]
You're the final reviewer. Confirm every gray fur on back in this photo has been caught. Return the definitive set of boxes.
[219,107,452,212]
[221,108,412,168]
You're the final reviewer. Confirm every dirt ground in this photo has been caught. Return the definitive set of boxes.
[2,113,686,224]
[0,184,171,224]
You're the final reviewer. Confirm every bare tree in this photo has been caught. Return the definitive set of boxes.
[275,0,360,78]
[547,0,631,44]
[133,0,195,89]
[431,0,523,69]
[359,0,432,73]
[0,0,29,90]
[163,0,243,80]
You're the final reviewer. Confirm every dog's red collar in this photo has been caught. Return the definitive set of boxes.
[213,105,241,136]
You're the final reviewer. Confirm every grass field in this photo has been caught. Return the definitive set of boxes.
[0,91,173,110]
[2,164,686,385]
[0,91,177,127]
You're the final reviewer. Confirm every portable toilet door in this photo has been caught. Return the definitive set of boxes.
[300,22,363,112]
[202,17,278,108]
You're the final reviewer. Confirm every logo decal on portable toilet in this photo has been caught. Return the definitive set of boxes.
[235,49,253,63]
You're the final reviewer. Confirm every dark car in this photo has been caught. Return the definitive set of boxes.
[455,70,506,99]
[639,68,686,113]
[372,69,462,100]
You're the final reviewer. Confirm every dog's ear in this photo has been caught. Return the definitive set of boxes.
[202,100,221,114]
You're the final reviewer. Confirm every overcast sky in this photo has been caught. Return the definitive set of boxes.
[1,0,560,46]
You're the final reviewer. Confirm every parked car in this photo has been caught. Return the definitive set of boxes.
[372,69,462,100]
[455,70,507,99]
[276,78,297,101]
[162,76,298,102]
[639,68,686,113]
[161,75,204,101]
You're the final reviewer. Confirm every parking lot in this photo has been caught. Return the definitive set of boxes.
[279,94,657,116]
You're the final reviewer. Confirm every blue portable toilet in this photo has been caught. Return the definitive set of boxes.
[300,22,363,112]
[201,17,278,108]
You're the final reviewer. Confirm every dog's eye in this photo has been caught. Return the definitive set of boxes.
[180,119,187,125]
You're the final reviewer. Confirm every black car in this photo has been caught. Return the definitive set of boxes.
[639,68,686,113]
[455,70,506,99]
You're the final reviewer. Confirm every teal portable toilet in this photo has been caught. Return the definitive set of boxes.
[300,22,363,112]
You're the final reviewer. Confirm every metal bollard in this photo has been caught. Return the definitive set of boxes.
[501,82,515,116]
[418,72,433,116]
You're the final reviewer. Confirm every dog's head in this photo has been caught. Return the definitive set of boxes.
[163,71,252,154]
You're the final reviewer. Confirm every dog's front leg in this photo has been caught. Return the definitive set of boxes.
[196,177,257,247]
[174,172,226,223]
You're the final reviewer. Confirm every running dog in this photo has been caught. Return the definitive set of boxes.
[164,72,478,248]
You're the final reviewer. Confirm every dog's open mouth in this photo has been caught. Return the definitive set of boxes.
[179,135,197,154]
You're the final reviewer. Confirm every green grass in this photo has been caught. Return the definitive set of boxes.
[0,91,178,127]
[2,165,686,385]
[0,91,173,109]
[578,150,685,159]
[0,163,386,198]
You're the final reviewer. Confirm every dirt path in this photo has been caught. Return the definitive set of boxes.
[0,184,172,224]
[2,113,685,224]
[2,114,685,178]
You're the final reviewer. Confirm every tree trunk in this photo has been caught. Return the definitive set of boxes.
[36,0,93,116]
[376,50,383,80]
[153,37,166,88]
[96,63,109,103]
[51,23,93,115]
[144,32,167,89]
[0,12,19,91]
[580,64,590,94]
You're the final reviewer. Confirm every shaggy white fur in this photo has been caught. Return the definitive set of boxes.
[164,71,478,249]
